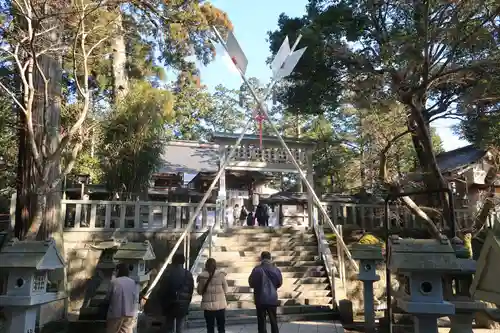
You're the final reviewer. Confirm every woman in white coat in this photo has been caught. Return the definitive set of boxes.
[197,258,228,333]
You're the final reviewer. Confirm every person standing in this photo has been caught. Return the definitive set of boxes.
[158,253,194,333]
[106,263,139,333]
[225,204,234,228]
[239,205,248,226]
[233,204,241,227]
[255,203,270,227]
[248,251,283,333]
[246,208,255,227]
[197,258,228,333]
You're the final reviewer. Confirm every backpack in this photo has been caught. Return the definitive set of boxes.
[259,268,278,305]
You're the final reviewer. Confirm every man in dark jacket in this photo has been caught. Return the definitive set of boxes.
[158,253,194,333]
[248,251,283,333]
[255,203,269,227]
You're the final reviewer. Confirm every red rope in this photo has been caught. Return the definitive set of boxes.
[255,112,265,150]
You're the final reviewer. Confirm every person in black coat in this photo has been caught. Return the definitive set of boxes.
[158,253,194,333]
[255,203,269,227]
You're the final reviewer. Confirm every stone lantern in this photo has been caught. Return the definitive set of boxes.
[79,238,122,320]
[113,240,156,286]
[0,238,66,333]
[351,243,384,333]
[114,240,156,333]
[388,236,462,333]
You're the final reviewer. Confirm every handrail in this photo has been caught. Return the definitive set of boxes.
[190,224,216,279]
[312,217,336,305]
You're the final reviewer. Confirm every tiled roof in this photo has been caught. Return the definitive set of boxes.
[0,238,64,269]
[436,145,486,173]
[114,241,155,261]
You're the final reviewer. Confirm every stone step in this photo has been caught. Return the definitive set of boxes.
[217,235,316,242]
[221,264,323,272]
[223,283,332,295]
[217,236,317,243]
[204,267,323,276]
[217,233,316,240]
[216,241,318,248]
[191,290,332,302]
[222,227,309,235]
[185,311,336,329]
[205,250,318,257]
[171,305,336,329]
[187,304,332,318]
[220,269,326,279]
[226,277,330,287]
[225,284,331,294]
[209,259,322,268]
[211,245,318,252]
[190,297,332,309]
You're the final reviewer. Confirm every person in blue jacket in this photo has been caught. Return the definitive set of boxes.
[248,251,283,333]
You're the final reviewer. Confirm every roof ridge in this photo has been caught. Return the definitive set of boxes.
[436,144,483,158]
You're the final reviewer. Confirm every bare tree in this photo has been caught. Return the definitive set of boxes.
[0,0,113,242]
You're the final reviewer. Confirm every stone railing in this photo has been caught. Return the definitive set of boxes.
[62,200,217,231]
[59,199,499,232]
[320,202,499,231]
[228,145,307,164]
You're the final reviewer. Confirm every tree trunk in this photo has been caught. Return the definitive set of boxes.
[112,9,128,102]
[15,100,33,239]
[21,54,63,243]
[360,146,366,187]
[38,55,63,247]
[409,104,454,234]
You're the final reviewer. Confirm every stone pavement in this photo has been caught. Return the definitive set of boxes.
[184,321,344,333]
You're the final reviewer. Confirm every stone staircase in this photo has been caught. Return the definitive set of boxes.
[188,226,336,327]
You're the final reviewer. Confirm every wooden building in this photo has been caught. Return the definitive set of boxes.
[435,145,500,210]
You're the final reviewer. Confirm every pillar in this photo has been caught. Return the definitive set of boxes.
[306,149,314,227]
[217,145,227,229]
[6,307,38,333]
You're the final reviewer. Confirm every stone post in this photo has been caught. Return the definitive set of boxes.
[351,244,384,333]
[217,145,227,229]
[306,149,314,228]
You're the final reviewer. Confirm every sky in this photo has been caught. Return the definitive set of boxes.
[196,0,470,152]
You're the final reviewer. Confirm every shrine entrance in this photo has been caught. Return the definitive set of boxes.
[212,132,317,227]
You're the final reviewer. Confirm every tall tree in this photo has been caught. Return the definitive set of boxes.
[94,1,234,103]
[101,81,173,196]
[203,84,246,135]
[1,0,125,239]
[268,0,500,238]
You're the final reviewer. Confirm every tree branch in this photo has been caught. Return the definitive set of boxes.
[378,129,443,240]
